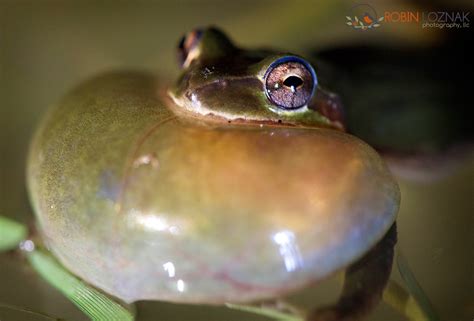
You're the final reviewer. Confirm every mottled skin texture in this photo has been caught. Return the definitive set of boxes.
[28,28,400,320]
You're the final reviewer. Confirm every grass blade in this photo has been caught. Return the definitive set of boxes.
[27,250,134,321]
[226,303,303,321]
[0,215,27,252]
[0,303,63,320]
[397,252,440,321]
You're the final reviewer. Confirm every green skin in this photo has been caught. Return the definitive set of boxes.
[27,28,400,320]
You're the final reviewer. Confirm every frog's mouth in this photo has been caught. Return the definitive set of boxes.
[166,87,343,131]
[166,73,345,131]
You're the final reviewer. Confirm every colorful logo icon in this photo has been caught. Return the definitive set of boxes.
[346,4,384,30]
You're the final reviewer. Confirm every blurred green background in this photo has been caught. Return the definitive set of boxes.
[0,1,472,320]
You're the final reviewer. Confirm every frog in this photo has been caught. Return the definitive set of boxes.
[24,27,400,321]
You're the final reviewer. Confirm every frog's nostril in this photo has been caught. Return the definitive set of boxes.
[283,76,304,89]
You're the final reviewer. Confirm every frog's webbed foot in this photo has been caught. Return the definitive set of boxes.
[307,223,397,321]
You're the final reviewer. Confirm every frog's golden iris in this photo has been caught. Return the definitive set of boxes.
[264,56,317,110]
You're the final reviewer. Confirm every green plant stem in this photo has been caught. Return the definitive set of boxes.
[27,250,134,321]
[0,215,27,252]
[226,303,304,321]
[396,252,440,321]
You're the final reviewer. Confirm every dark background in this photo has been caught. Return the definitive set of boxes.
[1,1,472,320]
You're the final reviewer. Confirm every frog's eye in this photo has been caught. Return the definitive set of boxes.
[177,29,203,68]
[264,56,317,110]
[177,27,236,68]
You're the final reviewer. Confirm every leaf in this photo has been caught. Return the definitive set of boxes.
[397,252,440,321]
[0,215,27,252]
[354,16,359,22]
[27,250,135,321]
[373,24,380,28]
[359,20,364,26]
[383,281,430,321]
[0,303,62,320]
[378,16,385,21]
[346,22,353,26]
[226,303,303,321]
[346,16,352,20]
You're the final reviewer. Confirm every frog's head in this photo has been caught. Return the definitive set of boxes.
[168,27,344,129]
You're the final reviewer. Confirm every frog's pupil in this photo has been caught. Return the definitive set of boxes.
[283,76,303,89]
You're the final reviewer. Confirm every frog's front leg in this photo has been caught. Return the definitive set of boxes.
[307,224,396,321]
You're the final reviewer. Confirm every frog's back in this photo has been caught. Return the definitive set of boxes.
[27,72,399,304]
